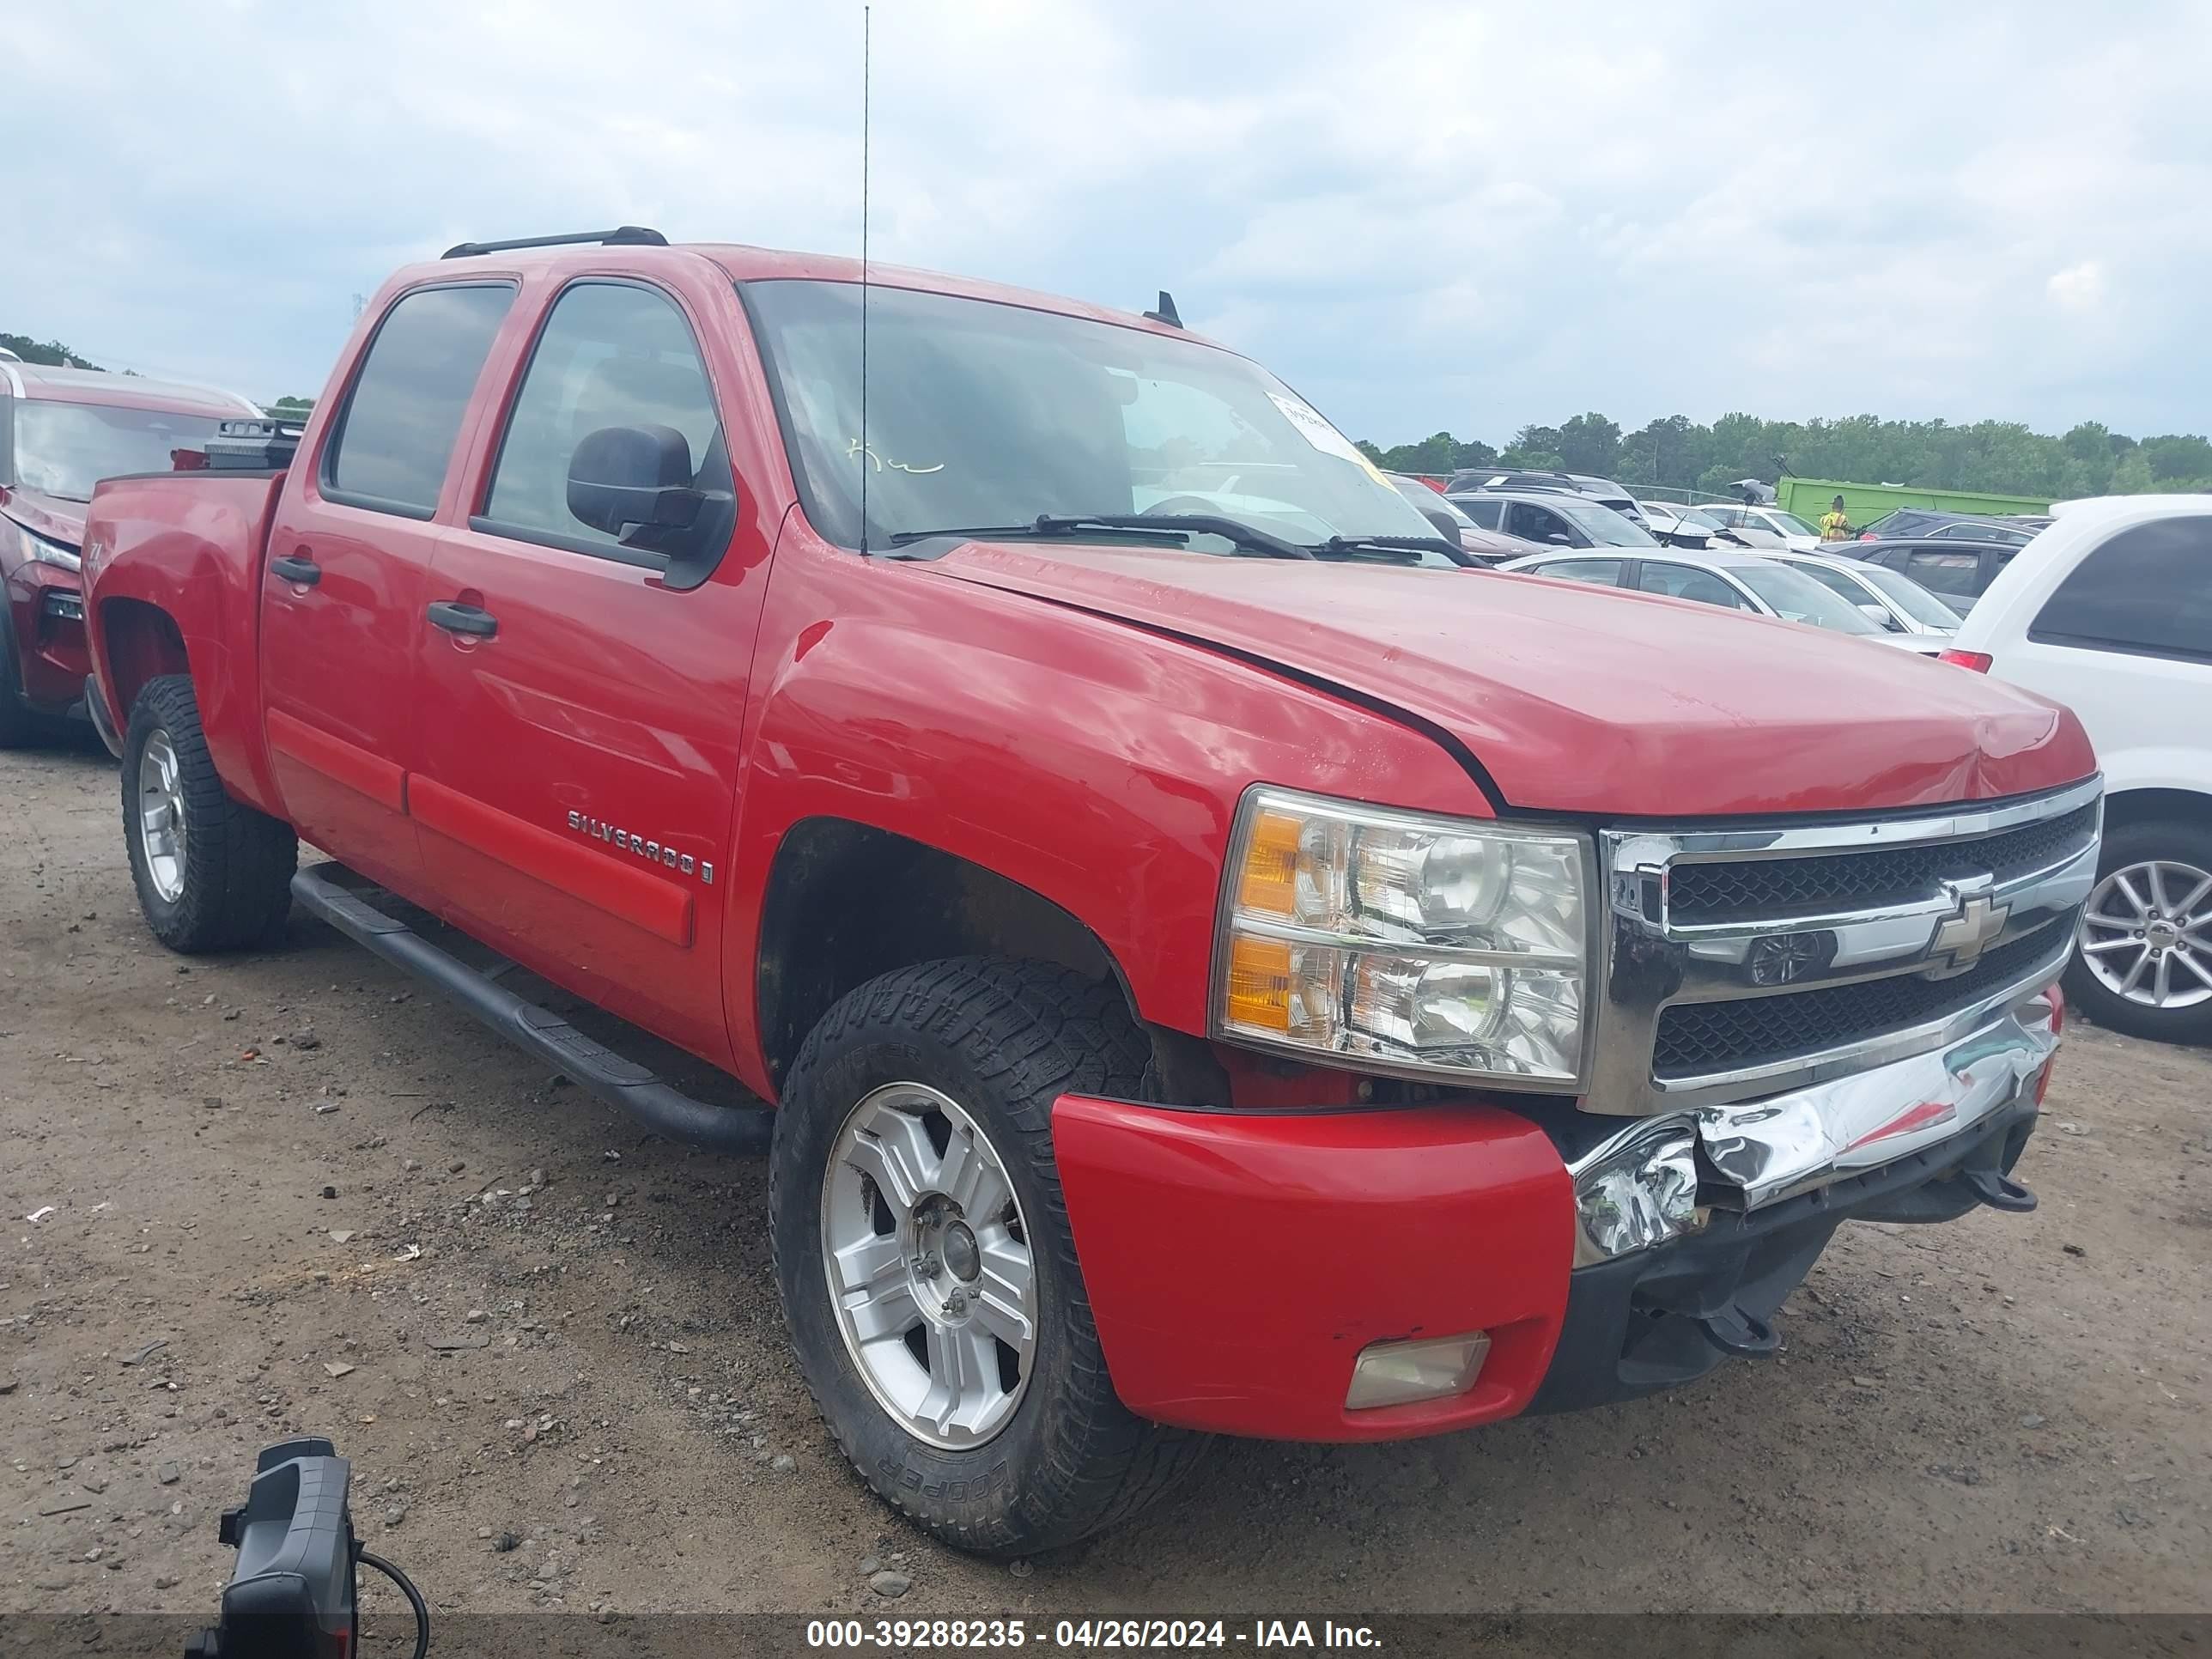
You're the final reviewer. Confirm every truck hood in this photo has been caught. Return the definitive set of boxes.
[0,488,88,550]
[923,543,2096,817]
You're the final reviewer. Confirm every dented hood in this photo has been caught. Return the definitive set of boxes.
[923,543,2097,817]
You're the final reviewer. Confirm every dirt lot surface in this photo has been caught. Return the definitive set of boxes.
[3,738,2209,1620]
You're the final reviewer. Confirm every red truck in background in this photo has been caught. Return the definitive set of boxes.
[82,228,2100,1555]
[0,358,259,744]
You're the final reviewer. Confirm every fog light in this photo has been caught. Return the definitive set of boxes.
[44,591,83,621]
[1344,1332,1491,1410]
[1569,1119,1703,1265]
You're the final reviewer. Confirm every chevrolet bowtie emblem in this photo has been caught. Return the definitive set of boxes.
[1930,883,2009,969]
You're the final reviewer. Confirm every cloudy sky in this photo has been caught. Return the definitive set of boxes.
[9,1,2209,446]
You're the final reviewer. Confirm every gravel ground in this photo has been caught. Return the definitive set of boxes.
[3,737,2209,1619]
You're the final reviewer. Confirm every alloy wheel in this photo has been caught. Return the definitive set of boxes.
[2079,859,2212,1010]
[137,729,189,903]
[819,1082,1036,1449]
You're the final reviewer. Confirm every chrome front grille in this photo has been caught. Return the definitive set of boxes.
[1593,777,2101,1115]
[1666,802,2100,927]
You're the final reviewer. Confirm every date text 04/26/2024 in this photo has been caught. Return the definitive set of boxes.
[804,1619,1382,1649]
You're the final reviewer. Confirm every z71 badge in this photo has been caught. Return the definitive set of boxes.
[566,811,714,884]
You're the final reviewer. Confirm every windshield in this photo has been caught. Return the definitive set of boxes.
[11,399,226,502]
[1675,507,1727,532]
[1555,500,1656,547]
[1773,511,1819,538]
[1733,562,1884,633]
[1856,562,1963,628]
[741,279,1437,551]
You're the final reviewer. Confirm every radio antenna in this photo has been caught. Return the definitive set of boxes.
[858,3,872,555]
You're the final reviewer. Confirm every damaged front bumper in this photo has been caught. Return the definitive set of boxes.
[1050,987,2060,1442]
[1532,987,2059,1413]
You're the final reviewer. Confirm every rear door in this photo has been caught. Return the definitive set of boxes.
[409,275,767,1064]
[2002,515,2212,771]
[1901,545,1985,612]
[260,282,514,893]
[1635,561,1753,611]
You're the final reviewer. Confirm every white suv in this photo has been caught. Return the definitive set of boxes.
[1942,496,2212,1043]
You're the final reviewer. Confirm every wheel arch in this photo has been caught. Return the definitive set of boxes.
[97,596,191,721]
[2101,786,2212,836]
[753,817,1146,1093]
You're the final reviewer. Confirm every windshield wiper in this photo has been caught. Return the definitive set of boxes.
[1309,534,1470,564]
[884,514,1314,560]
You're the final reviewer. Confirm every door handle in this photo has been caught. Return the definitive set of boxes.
[270,555,321,586]
[426,600,498,639]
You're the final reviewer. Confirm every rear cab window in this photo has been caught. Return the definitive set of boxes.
[322,284,515,518]
[2028,516,2212,665]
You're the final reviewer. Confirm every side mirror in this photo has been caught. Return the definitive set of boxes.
[1858,602,1900,630]
[567,425,703,538]
[1545,529,1573,545]
[1419,505,1463,544]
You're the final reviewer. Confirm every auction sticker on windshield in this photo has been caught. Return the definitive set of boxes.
[1266,392,1388,482]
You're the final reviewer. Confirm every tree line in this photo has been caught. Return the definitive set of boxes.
[1356,411,2212,501]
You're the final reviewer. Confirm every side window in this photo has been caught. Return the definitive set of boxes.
[1791,562,1869,605]
[1530,558,1623,586]
[325,284,514,517]
[1462,498,1504,530]
[482,282,731,561]
[1506,502,1570,544]
[1638,562,1747,609]
[1905,550,1982,599]
[2028,516,2212,664]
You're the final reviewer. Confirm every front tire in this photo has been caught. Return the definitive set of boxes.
[0,612,46,749]
[770,957,1206,1555]
[123,674,298,952]
[2066,817,2212,1045]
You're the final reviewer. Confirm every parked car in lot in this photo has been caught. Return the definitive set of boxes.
[1638,501,1768,550]
[1857,507,2047,546]
[1499,546,1938,651]
[1448,487,1655,550]
[1848,537,2024,615]
[1384,471,1538,562]
[1939,496,2211,1043]
[82,228,2098,1554]
[1766,549,1962,646]
[1701,501,1821,551]
[1,361,257,744]
[1446,468,1646,524]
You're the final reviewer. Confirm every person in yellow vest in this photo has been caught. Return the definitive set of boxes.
[1819,495,1854,541]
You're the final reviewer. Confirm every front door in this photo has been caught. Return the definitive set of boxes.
[259,281,514,895]
[409,276,764,1065]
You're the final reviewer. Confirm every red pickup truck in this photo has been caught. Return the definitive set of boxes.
[82,228,2100,1554]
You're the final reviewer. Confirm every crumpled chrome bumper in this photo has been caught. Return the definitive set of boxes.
[1694,986,2059,1210]
[1566,983,2059,1264]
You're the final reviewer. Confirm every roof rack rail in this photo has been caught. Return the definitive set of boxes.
[441,226,669,260]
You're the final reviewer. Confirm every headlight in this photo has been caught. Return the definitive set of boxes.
[1214,787,1589,1085]
[14,521,82,574]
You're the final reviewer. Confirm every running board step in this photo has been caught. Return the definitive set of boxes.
[290,864,771,1155]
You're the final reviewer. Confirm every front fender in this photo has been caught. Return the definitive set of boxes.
[720,534,1492,1096]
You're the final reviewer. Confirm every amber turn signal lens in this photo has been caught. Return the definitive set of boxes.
[1224,935,1293,1033]
[1236,809,1303,918]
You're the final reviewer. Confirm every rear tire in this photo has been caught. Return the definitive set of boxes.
[122,674,298,952]
[770,957,1206,1555]
[2065,817,2212,1046]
